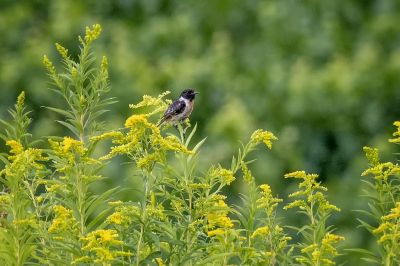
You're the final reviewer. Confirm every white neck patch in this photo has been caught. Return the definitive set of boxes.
[179,97,190,104]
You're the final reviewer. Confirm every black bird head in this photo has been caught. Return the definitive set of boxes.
[180,89,199,101]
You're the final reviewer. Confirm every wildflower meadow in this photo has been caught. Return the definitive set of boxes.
[0,24,400,266]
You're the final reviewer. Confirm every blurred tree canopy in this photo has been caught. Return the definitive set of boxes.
[1,0,400,263]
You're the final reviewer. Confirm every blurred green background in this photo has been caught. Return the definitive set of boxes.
[1,0,400,263]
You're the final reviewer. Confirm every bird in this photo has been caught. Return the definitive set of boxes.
[157,89,199,127]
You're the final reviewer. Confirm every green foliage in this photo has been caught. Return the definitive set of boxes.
[0,93,48,265]
[284,171,344,265]
[1,23,400,266]
[0,92,32,145]
[1,24,291,266]
[357,122,400,265]
[43,24,115,141]
[2,3,400,261]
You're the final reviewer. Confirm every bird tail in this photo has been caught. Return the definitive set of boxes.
[156,117,166,127]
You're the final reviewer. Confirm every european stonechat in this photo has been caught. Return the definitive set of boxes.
[157,89,199,126]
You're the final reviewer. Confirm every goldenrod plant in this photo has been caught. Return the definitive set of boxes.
[284,171,344,265]
[0,24,287,266]
[6,23,400,265]
[0,92,48,265]
[359,121,400,265]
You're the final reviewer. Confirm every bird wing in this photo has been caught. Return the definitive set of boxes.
[157,100,186,125]
[164,99,186,118]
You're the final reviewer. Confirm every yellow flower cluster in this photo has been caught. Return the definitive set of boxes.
[240,162,253,183]
[256,184,283,216]
[361,162,400,182]
[129,91,171,117]
[188,182,211,190]
[137,153,162,170]
[209,166,236,185]
[284,170,317,180]
[84,24,102,44]
[48,137,97,174]
[363,146,380,166]
[36,196,44,204]
[362,145,400,187]
[80,229,131,264]
[48,137,86,157]
[389,121,400,144]
[98,131,140,160]
[107,212,123,225]
[17,91,25,108]
[90,131,124,143]
[207,228,226,237]
[71,67,79,80]
[62,136,86,154]
[250,129,278,149]
[125,114,151,128]
[83,229,122,246]
[108,201,123,207]
[299,233,344,265]
[251,224,292,253]
[274,225,292,249]
[284,171,340,213]
[146,204,166,221]
[101,113,191,168]
[155,258,166,266]
[13,218,36,227]
[6,140,24,156]
[373,202,400,245]
[55,43,68,59]
[251,183,292,260]
[48,205,77,234]
[131,92,171,108]
[157,135,193,154]
[101,55,108,75]
[46,183,67,193]
[106,204,141,227]
[381,202,400,220]
[170,198,184,213]
[43,55,57,76]
[0,194,10,206]
[206,197,234,237]
[251,226,270,238]
[2,140,47,179]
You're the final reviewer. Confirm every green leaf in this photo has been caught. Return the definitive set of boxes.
[56,120,80,137]
[141,251,162,264]
[196,252,237,265]
[44,106,75,119]
[360,257,380,264]
[187,137,207,164]
[86,187,119,218]
[185,123,197,147]
[356,218,375,232]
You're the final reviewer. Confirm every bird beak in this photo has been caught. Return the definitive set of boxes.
[194,91,200,95]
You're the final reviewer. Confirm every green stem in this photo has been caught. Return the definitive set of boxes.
[75,167,86,237]
[223,231,228,265]
[80,114,85,142]
[137,171,150,266]
[9,186,25,265]
[266,214,276,265]
[247,181,256,248]
[383,180,396,206]
[136,224,145,266]
[14,228,22,265]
